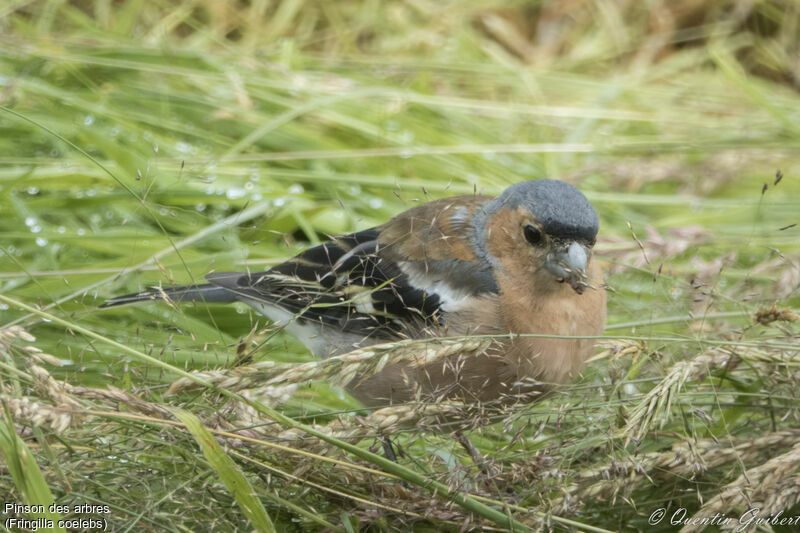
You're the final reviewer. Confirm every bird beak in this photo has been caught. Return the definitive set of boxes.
[544,242,590,294]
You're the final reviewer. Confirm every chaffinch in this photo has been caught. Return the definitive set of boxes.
[102,179,606,407]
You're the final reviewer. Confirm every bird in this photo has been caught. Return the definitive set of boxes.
[101,179,606,408]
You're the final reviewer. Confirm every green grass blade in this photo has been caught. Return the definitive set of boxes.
[0,414,67,533]
[173,408,275,533]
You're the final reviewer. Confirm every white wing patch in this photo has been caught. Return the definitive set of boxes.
[242,299,330,357]
[397,260,473,312]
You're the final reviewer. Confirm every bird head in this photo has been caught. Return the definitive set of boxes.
[471,179,599,294]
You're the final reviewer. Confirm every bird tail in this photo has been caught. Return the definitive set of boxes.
[99,284,237,308]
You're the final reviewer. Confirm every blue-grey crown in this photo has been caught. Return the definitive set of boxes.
[470,179,598,263]
[490,179,598,242]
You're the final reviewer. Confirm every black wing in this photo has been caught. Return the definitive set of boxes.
[206,228,443,339]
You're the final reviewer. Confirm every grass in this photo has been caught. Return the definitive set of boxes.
[1,0,799,531]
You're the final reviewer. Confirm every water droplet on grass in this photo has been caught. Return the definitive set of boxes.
[226,187,246,200]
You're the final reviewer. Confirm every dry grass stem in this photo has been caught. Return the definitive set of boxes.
[0,396,73,433]
[622,350,731,443]
[572,430,800,504]
[0,325,37,345]
[752,304,799,326]
[67,385,173,418]
[590,339,647,362]
[167,337,492,395]
[681,440,800,532]
[222,401,463,447]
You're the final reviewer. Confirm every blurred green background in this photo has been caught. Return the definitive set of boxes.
[1,1,799,531]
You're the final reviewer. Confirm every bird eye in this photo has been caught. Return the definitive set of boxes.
[523,225,543,246]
